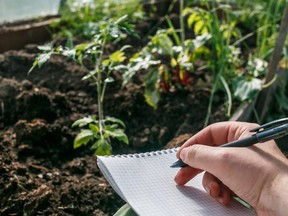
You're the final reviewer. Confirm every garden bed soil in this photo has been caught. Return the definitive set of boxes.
[0,43,229,215]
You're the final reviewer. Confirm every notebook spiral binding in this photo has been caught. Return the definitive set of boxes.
[109,147,179,158]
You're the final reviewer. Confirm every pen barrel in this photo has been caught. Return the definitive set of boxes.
[256,124,288,142]
[221,135,258,147]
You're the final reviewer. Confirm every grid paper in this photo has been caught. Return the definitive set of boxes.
[97,150,256,216]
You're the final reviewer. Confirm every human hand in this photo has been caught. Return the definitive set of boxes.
[174,121,288,215]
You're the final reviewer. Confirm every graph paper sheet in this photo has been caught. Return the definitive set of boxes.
[97,149,256,216]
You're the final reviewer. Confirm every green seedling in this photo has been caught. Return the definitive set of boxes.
[29,15,137,155]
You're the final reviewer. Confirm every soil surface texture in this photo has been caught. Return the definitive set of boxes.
[0,41,228,215]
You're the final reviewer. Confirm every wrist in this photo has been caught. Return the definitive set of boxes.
[256,171,288,216]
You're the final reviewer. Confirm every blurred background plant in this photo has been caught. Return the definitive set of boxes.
[50,0,144,39]
[102,0,288,126]
[121,27,211,108]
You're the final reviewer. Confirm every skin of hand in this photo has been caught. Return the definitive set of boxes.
[174,121,288,215]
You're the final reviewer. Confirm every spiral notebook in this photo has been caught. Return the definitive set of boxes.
[97,148,256,216]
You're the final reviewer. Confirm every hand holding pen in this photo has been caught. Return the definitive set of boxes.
[173,120,288,214]
[171,118,288,168]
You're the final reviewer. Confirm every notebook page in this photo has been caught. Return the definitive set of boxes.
[98,149,256,216]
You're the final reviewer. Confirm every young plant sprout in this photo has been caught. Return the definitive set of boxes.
[29,15,137,155]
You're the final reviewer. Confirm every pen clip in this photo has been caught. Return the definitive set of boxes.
[250,118,288,133]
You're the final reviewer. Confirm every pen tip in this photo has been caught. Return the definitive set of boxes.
[170,161,179,168]
[170,160,188,168]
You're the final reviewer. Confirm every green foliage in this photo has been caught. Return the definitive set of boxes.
[28,44,54,74]
[184,3,242,123]
[121,26,211,108]
[233,77,262,102]
[121,1,242,115]
[232,56,268,102]
[29,0,288,145]
[51,0,144,39]
[120,0,285,124]
[73,116,128,155]
[255,0,286,59]
[183,0,286,124]
[189,0,286,123]
[29,16,137,155]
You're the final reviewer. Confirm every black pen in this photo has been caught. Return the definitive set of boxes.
[171,118,288,168]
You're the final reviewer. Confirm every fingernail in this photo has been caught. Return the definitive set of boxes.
[204,186,211,196]
[180,148,187,162]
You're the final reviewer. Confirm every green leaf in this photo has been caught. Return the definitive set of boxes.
[62,49,76,59]
[152,32,174,56]
[105,116,126,127]
[73,129,94,148]
[144,69,160,108]
[102,59,110,66]
[145,88,160,108]
[116,133,129,144]
[104,128,122,137]
[114,64,128,72]
[91,138,105,150]
[28,60,39,74]
[72,116,96,127]
[104,124,119,131]
[82,70,97,81]
[193,33,211,50]
[95,141,111,156]
[182,7,193,16]
[37,52,53,67]
[37,44,53,51]
[120,45,132,52]
[233,77,262,101]
[109,26,121,38]
[65,36,74,49]
[109,50,126,63]
[115,15,128,24]
[171,58,178,67]
[104,129,129,144]
[104,77,115,83]
[89,123,99,133]
[75,43,89,52]
[194,20,205,35]
[121,24,139,38]
[187,13,199,28]
[28,51,53,74]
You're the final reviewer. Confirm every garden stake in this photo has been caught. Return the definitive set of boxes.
[255,5,288,122]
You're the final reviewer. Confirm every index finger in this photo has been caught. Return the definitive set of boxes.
[176,121,259,158]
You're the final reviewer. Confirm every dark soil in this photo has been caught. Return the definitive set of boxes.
[0,41,229,215]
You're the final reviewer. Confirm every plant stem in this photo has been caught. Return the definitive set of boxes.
[180,0,185,46]
[203,0,234,125]
[96,31,108,138]
[204,74,219,127]
[203,0,219,126]
[166,16,181,46]
[257,0,278,59]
